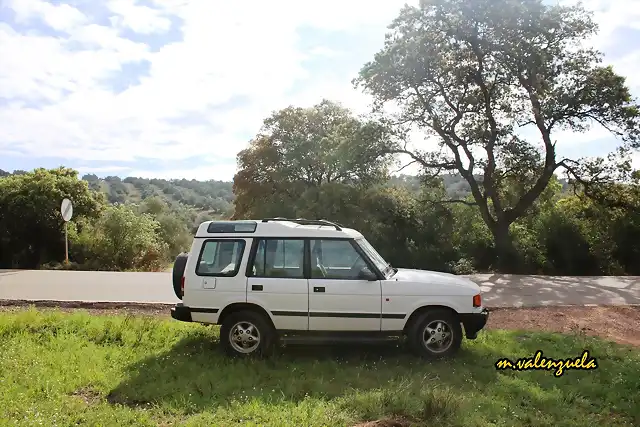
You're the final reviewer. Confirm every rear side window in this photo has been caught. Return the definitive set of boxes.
[196,239,246,276]
[250,239,304,278]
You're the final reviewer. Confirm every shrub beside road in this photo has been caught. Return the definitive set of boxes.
[0,307,638,426]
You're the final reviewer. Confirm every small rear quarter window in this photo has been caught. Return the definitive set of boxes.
[207,221,257,233]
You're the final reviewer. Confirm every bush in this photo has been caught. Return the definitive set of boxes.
[70,205,170,271]
[447,258,476,275]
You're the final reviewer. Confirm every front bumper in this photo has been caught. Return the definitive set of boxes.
[459,308,489,339]
[171,302,192,322]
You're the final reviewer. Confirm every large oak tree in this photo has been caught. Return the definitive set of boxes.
[232,99,393,219]
[354,0,640,270]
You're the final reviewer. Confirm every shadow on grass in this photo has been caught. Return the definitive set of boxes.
[106,329,640,426]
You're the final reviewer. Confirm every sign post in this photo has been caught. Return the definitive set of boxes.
[61,198,73,264]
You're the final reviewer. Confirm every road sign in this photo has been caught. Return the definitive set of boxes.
[61,198,73,222]
[61,198,73,264]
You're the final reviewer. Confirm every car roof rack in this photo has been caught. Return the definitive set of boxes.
[261,217,342,231]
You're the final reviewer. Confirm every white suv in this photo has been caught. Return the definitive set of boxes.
[170,218,488,358]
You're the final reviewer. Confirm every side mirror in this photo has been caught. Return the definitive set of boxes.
[357,268,377,281]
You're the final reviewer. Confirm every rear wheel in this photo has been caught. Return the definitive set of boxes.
[172,253,188,299]
[407,309,462,359]
[220,310,275,358]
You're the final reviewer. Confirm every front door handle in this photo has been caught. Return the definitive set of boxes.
[252,284,263,291]
[313,286,325,292]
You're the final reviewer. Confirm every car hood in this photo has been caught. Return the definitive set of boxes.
[391,268,480,291]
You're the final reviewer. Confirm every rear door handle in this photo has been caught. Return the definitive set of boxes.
[252,284,263,291]
[313,286,325,292]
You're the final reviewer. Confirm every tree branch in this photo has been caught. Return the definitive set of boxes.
[391,159,419,174]
[382,148,458,171]
[409,82,495,227]
[436,199,478,206]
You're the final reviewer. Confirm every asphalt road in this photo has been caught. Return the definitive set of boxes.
[1,270,639,308]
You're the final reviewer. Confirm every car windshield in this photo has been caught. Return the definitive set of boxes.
[356,238,393,278]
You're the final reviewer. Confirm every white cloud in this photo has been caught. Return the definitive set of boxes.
[632,152,640,171]
[308,46,342,58]
[107,0,172,34]
[0,22,149,104]
[0,0,638,180]
[560,0,640,50]
[4,0,87,32]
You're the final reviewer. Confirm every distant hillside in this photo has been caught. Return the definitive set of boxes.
[81,174,235,216]
[0,169,571,216]
[388,174,571,198]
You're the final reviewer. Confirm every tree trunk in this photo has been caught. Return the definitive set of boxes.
[490,222,520,273]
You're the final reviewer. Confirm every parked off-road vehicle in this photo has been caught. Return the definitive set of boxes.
[170,218,488,358]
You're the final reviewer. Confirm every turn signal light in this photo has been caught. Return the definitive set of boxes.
[181,276,185,296]
[472,294,481,307]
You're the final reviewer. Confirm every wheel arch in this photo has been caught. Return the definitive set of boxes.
[217,302,275,329]
[403,304,460,334]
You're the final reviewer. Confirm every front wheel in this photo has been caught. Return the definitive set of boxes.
[219,310,275,358]
[407,309,462,359]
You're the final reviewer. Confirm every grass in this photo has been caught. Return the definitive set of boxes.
[0,309,639,427]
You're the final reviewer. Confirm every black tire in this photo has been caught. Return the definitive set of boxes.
[407,309,462,359]
[172,253,189,300]
[219,310,275,358]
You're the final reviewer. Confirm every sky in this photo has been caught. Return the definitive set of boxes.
[0,0,639,181]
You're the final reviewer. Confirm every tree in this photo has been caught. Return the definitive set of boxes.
[0,167,105,268]
[232,99,393,219]
[354,0,640,270]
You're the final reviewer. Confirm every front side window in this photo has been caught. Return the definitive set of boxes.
[250,239,304,278]
[310,239,372,279]
[196,239,246,276]
[355,238,390,277]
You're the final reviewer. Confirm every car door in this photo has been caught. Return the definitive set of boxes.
[307,238,382,331]
[187,238,247,323]
[246,238,309,330]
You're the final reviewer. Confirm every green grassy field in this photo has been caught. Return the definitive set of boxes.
[0,308,638,426]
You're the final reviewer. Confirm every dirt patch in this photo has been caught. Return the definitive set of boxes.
[1,300,639,346]
[71,387,102,405]
[487,305,640,347]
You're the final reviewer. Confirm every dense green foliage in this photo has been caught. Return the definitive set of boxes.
[1,150,639,275]
[0,308,638,426]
